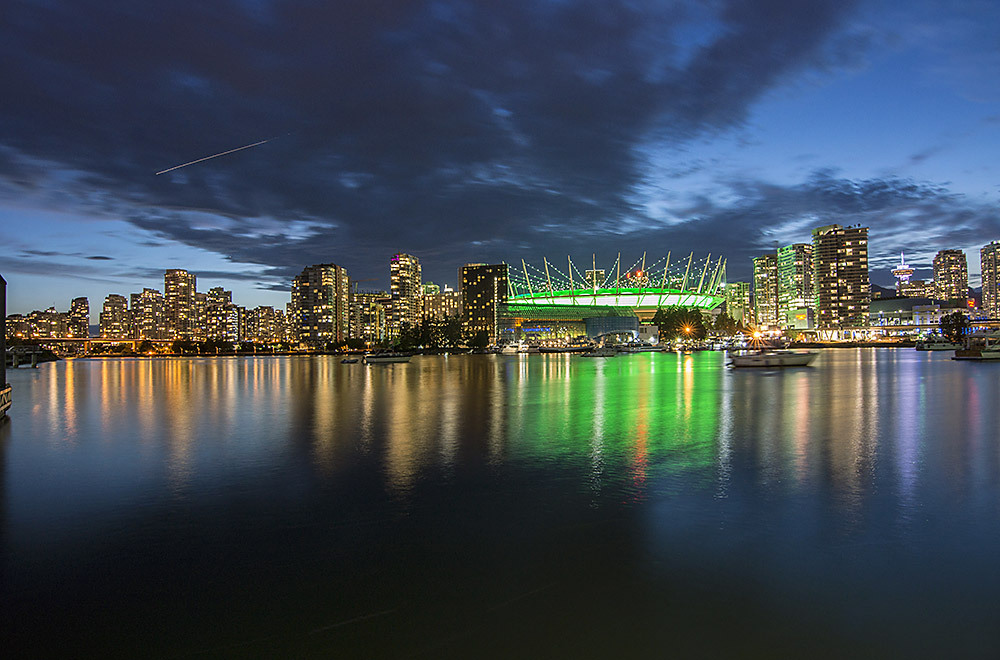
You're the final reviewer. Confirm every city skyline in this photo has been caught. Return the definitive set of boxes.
[2,1,999,314]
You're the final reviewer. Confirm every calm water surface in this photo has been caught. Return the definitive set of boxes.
[2,350,1000,657]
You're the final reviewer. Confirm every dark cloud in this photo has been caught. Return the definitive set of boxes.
[1,0,897,286]
[86,255,113,260]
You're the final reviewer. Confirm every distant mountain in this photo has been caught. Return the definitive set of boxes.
[871,283,895,299]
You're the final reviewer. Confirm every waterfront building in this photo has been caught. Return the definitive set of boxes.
[291,263,350,347]
[246,306,288,344]
[206,287,239,342]
[724,281,751,324]
[5,314,30,339]
[349,290,389,347]
[130,288,167,340]
[164,269,197,340]
[778,243,813,328]
[68,297,89,338]
[752,254,779,329]
[934,249,968,302]
[461,263,509,344]
[423,286,462,322]
[99,294,130,338]
[983,241,1000,318]
[25,307,69,339]
[389,253,422,338]
[812,224,870,330]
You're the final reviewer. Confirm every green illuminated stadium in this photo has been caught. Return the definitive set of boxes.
[507,252,726,321]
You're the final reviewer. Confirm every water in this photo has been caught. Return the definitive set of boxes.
[2,350,999,658]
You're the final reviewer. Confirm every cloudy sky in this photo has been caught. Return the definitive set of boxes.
[2,0,999,316]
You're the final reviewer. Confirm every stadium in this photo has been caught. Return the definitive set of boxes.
[499,252,727,343]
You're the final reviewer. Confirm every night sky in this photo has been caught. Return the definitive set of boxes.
[2,0,999,316]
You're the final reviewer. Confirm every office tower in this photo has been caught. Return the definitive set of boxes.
[130,288,167,340]
[982,241,1000,318]
[724,282,751,324]
[389,253,422,338]
[164,269,196,340]
[812,224,870,329]
[206,287,239,342]
[192,292,208,341]
[422,282,441,295]
[26,308,69,338]
[99,294,130,338]
[934,249,969,302]
[68,297,89,338]
[422,286,462,322]
[778,243,813,323]
[460,263,509,344]
[290,263,350,346]
[349,291,389,347]
[752,254,778,328]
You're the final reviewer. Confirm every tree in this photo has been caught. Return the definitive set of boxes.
[940,311,970,343]
[713,312,739,336]
[653,306,707,341]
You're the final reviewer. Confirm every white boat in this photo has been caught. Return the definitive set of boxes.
[364,352,411,364]
[499,344,520,355]
[916,339,961,351]
[728,349,818,368]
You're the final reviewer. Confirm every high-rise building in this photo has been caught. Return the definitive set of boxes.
[164,269,196,340]
[934,249,969,302]
[724,282,751,324]
[68,297,89,338]
[130,288,167,339]
[246,306,288,344]
[99,294,130,338]
[423,286,462,322]
[812,224,870,329]
[26,308,69,338]
[900,279,935,298]
[752,254,778,328]
[206,287,239,342]
[349,291,389,347]
[422,282,441,295]
[290,263,350,347]
[982,241,1000,318]
[389,253,422,338]
[460,263,509,344]
[778,243,813,325]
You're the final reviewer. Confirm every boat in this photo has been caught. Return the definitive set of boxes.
[364,352,411,364]
[539,345,593,354]
[580,347,618,357]
[340,358,359,364]
[728,349,818,368]
[916,338,962,351]
[499,344,520,355]
[952,331,1000,361]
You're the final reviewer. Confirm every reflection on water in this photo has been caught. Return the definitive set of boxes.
[3,351,1000,657]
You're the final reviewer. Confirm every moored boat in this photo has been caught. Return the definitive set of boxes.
[580,347,618,357]
[916,338,962,351]
[728,349,818,368]
[364,352,411,364]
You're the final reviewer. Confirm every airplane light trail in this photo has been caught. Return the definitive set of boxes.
[156,139,270,175]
